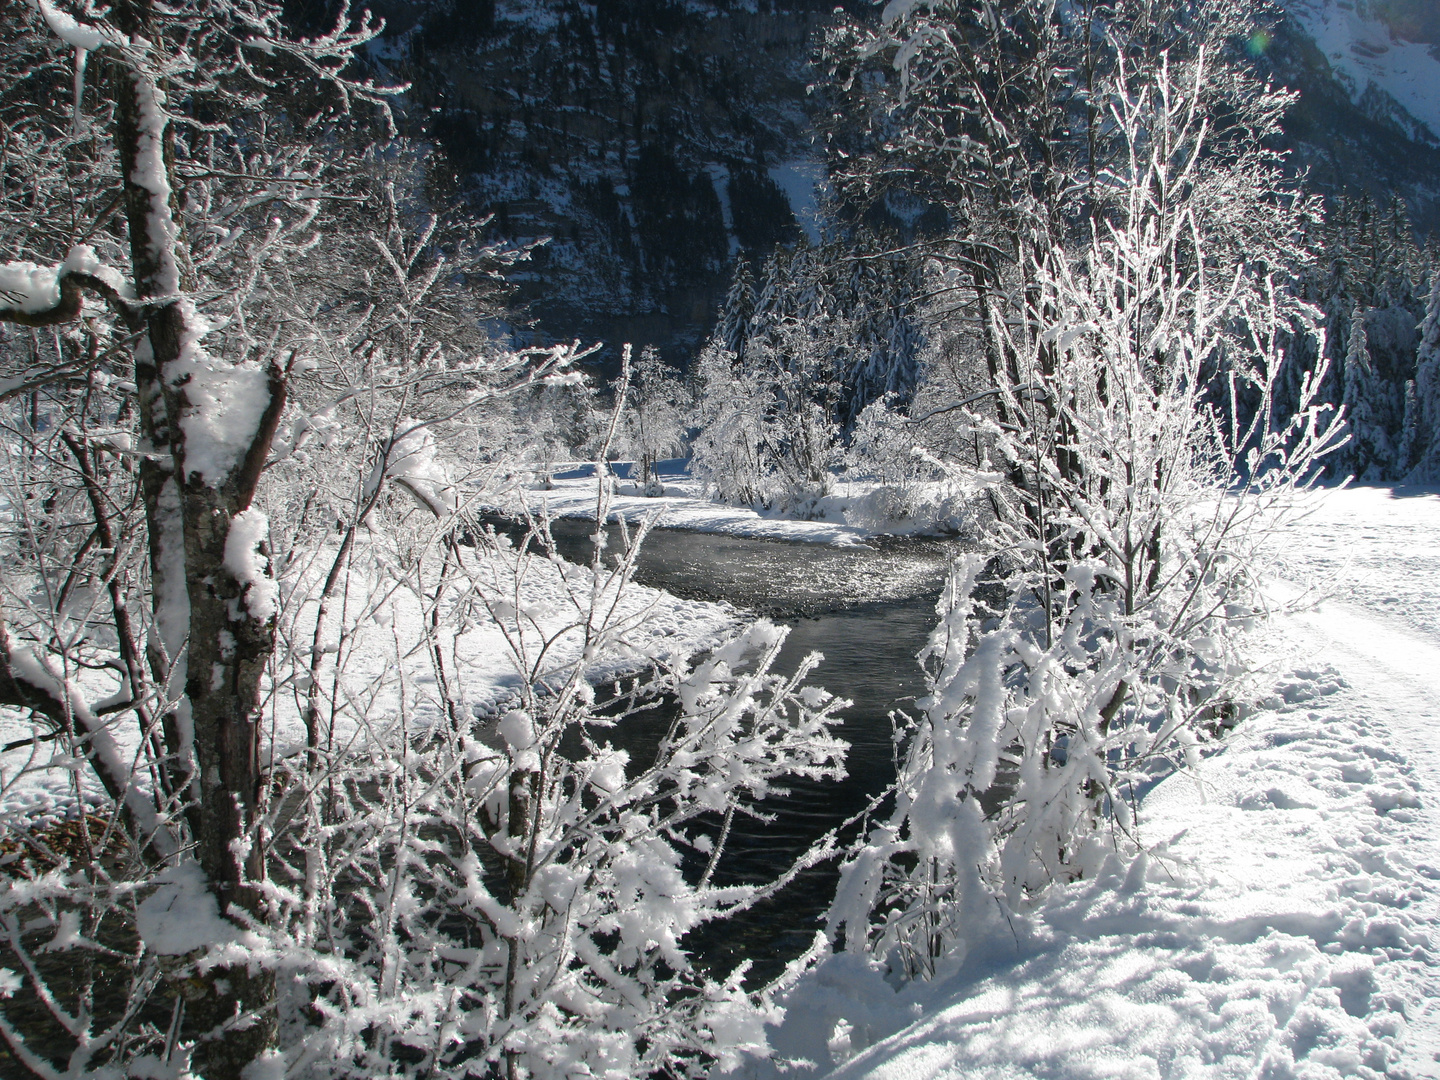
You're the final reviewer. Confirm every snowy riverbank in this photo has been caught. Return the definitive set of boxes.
[4,480,1435,1079]
[744,485,1440,1080]
[0,529,740,832]
[493,461,979,546]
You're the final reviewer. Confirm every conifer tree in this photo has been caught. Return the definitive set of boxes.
[1398,378,1421,477]
[1412,273,1440,480]
[716,259,757,354]
[1341,305,1393,480]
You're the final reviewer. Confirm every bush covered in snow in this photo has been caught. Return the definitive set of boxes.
[825,33,1345,979]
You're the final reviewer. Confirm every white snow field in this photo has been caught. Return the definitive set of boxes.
[755,485,1440,1080]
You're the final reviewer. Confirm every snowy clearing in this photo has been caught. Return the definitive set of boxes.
[753,485,1440,1080]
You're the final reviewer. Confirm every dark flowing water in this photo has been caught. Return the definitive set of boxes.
[534,519,954,982]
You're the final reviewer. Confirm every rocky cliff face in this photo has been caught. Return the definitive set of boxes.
[361,0,846,365]
[349,0,1440,364]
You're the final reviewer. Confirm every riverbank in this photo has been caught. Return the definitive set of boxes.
[492,460,979,546]
[11,479,1432,1079]
[743,485,1440,1080]
[0,527,741,834]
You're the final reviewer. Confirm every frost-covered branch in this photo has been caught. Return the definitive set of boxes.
[0,247,137,328]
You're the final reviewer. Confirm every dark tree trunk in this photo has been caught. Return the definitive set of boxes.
[110,18,284,1072]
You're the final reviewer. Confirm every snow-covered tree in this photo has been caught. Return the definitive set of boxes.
[254,402,849,1077]
[843,394,924,489]
[832,236,929,422]
[1340,305,1394,480]
[828,46,1342,977]
[1411,273,1440,480]
[0,0,401,1070]
[0,96,849,1079]
[1282,195,1431,480]
[615,346,690,494]
[721,239,926,427]
[690,314,846,514]
[818,0,1315,450]
[690,340,770,506]
[697,235,929,512]
[715,259,757,356]
[841,393,956,530]
[509,380,598,488]
[1398,378,1421,477]
[747,316,846,507]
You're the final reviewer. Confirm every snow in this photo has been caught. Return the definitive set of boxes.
[0,516,737,846]
[31,0,110,52]
[0,622,170,851]
[0,260,63,313]
[225,507,278,621]
[6,470,1439,1076]
[497,462,975,546]
[370,421,458,518]
[1284,0,1440,142]
[753,484,1440,1080]
[354,531,735,717]
[708,163,744,256]
[112,70,276,491]
[129,76,181,299]
[768,159,827,244]
[502,465,871,545]
[170,303,274,486]
[240,1051,288,1080]
[880,0,925,26]
[59,244,133,299]
[495,0,562,32]
[0,245,132,314]
[135,861,237,955]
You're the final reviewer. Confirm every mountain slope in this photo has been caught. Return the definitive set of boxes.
[380,0,840,362]
[356,0,1440,358]
[1267,0,1440,232]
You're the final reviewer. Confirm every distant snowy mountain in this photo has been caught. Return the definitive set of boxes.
[1228,0,1440,231]
[1283,0,1440,145]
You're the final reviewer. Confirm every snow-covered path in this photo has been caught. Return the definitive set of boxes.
[1275,487,1440,1075]
[1280,603,1440,1077]
[760,486,1440,1080]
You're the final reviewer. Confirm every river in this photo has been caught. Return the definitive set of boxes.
[535,518,955,982]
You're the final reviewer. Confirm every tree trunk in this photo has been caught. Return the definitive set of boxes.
[111,29,284,1073]
[176,473,278,1077]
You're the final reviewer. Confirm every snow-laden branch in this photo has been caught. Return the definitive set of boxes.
[31,0,114,52]
[0,620,172,856]
[0,246,137,327]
